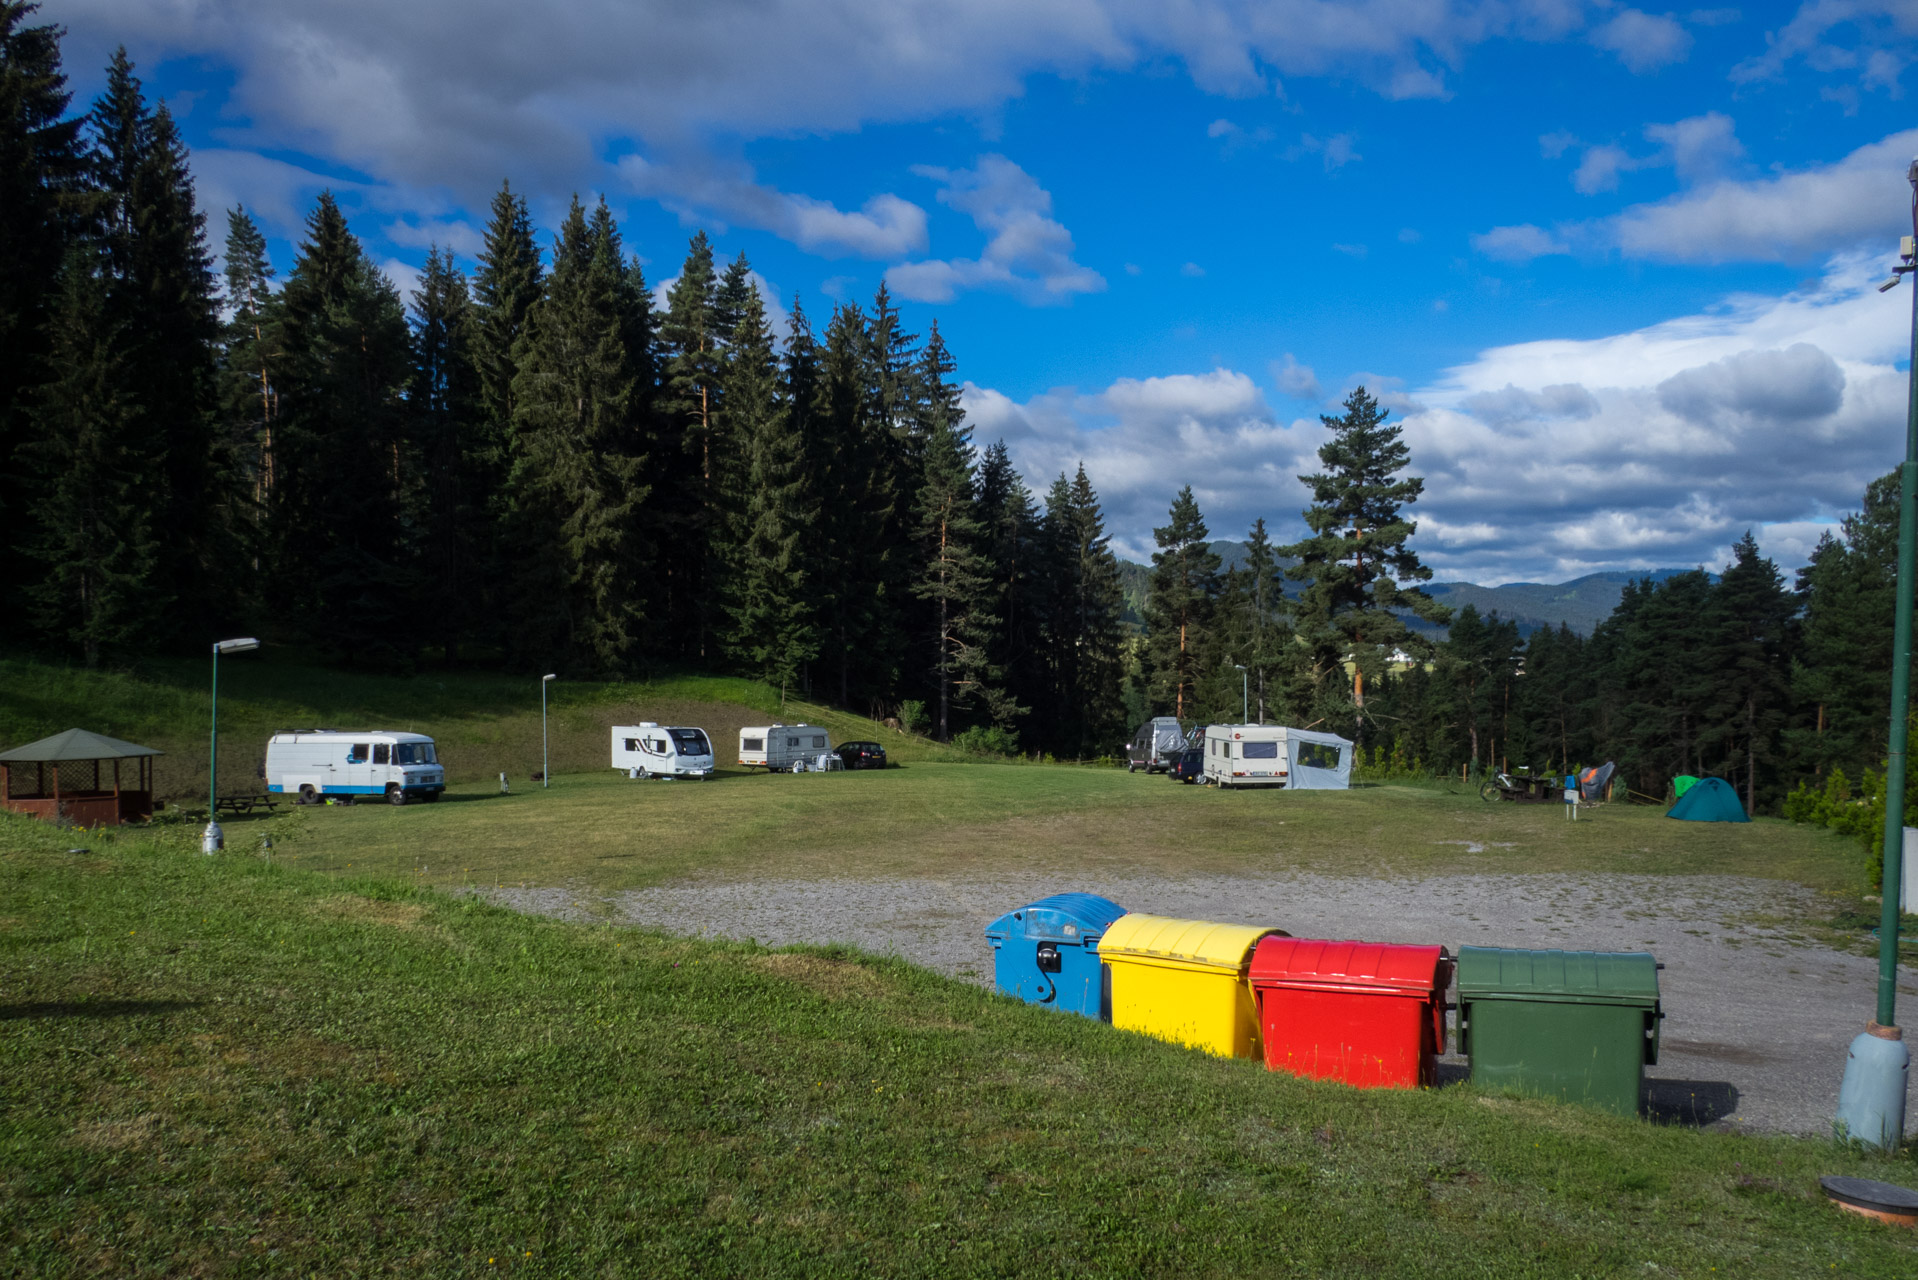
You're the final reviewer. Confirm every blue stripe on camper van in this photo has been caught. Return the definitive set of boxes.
[266,784,443,796]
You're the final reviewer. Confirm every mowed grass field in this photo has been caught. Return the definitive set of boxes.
[3,815,1914,1277]
[259,763,1874,896]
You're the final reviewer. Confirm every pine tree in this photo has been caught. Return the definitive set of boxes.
[913,412,1014,740]
[977,439,1045,739]
[1143,486,1221,720]
[1043,464,1127,756]
[1282,386,1449,738]
[720,281,817,693]
[87,49,226,639]
[470,180,543,444]
[659,232,723,655]
[0,1,87,631]
[1437,604,1523,772]
[409,246,484,662]
[1705,532,1796,811]
[505,195,647,672]
[270,192,415,655]
[21,246,157,664]
[219,206,277,516]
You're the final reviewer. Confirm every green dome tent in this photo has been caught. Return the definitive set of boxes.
[1672,775,1700,799]
[1665,776,1748,823]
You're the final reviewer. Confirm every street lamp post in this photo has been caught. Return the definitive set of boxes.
[203,638,260,854]
[541,674,557,788]
[1232,664,1248,724]
[1835,158,1918,1149]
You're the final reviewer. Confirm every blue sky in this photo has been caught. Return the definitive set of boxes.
[49,1,1918,580]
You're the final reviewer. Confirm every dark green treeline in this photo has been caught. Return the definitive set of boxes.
[0,19,1130,756]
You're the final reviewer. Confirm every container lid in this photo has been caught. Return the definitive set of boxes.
[1820,1176,1918,1215]
[1456,946,1659,1006]
[982,892,1127,944]
[1249,937,1450,995]
[1097,912,1286,972]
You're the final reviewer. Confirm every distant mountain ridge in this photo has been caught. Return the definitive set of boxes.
[1115,541,1704,636]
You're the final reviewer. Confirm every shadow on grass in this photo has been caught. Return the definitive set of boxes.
[1645,1078,1741,1127]
[1,999,200,1021]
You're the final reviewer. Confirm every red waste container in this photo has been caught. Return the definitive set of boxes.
[1248,937,1453,1089]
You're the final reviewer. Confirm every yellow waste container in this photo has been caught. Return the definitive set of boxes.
[1098,914,1288,1058]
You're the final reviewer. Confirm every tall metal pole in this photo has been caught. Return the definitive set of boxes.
[1877,163,1918,1028]
[541,674,556,788]
[203,647,222,854]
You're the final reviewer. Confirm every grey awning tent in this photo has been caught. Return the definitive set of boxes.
[1286,728,1353,790]
[1665,776,1748,823]
[0,728,163,762]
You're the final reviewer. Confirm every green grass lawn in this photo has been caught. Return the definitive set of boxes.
[0,651,966,804]
[256,763,1875,896]
[3,816,1913,1277]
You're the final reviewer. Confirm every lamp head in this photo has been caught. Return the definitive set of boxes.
[1881,277,1903,293]
[213,637,260,654]
[1907,155,1918,186]
[542,673,557,682]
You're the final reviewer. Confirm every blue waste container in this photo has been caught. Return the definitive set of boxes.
[984,893,1127,1020]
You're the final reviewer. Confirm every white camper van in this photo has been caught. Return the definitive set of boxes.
[611,723,714,780]
[738,724,835,773]
[1201,725,1353,791]
[265,731,445,805]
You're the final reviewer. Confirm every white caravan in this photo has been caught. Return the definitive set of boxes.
[265,731,445,805]
[611,723,714,780]
[1201,725,1353,791]
[738,724,835,773]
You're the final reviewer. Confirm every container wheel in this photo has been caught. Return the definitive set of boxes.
[387,784,407,806]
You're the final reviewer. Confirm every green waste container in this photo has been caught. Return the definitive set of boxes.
[1456,946,1662,1116]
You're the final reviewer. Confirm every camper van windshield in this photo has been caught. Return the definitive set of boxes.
[392,743,436,765]
[670,729,710,755]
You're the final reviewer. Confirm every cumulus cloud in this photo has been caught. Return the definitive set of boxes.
[64,0,1611,244]
[885,156,1102,305]
[1588,9,1693,72]
[617,155,927,259]
[963,256,1913,581]
[1481,126,1918,264]
[1732,1,1918,92]
[964,368,1322,561]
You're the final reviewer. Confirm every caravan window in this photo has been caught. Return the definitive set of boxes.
[347,743,369,764]
[743,737,764,752]
[394,743,436,765]
[645,737,668,754]
[373,743,390,765]
[1243,741,1279,759]
[812,736,825,748]
[1297,742,1343,770]
[670,729,710,755]
[624,738,640,752]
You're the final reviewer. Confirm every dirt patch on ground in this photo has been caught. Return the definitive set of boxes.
[309,896,427,929]
[748,952,896,1001]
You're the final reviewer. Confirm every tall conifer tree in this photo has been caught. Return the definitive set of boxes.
[410,247,485,661]
[1144,486,1221,720]
[506,195,647,672]
[1043,464,1127,756]
[1282,386,1448,736]
[219,206,277,517]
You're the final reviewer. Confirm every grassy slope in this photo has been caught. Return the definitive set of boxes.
[0,652,964,803]
[2,818,1912,1278]
[258,764,1874,896]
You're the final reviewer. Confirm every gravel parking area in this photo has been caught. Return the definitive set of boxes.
[483,871,1912,1138]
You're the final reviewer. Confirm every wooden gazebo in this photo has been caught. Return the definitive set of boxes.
[0,728,161,826]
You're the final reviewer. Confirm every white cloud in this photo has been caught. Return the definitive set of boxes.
[1181,261,1206,277]
[65,0,1611,232]
[381,257,425,302]
[1482,126,1918,264]
[964,368,1320,561]
[966,255,1914,581]
[617,155,927,259]
[1273,353,1322,400]
[1732,1,1918,92]
[1471,223,1571,260]
[1573,143,1640,194]
[190,148,352,236]
[1295,131,1362,171]
[885,156,1103,305]
[383,216,486,260]
[1589,9,1694,72]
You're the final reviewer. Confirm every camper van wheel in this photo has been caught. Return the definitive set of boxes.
[1126,763,1138,773]
[298,785,316,805]
[386,784,407,807]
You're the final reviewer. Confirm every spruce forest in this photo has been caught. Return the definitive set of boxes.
[0,14,1908,814]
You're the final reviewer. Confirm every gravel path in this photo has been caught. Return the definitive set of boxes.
[480,871,1911,1138]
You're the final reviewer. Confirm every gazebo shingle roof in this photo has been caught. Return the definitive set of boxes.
[0,728,164,763]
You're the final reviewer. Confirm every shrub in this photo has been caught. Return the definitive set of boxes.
[952,725,1019,757]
